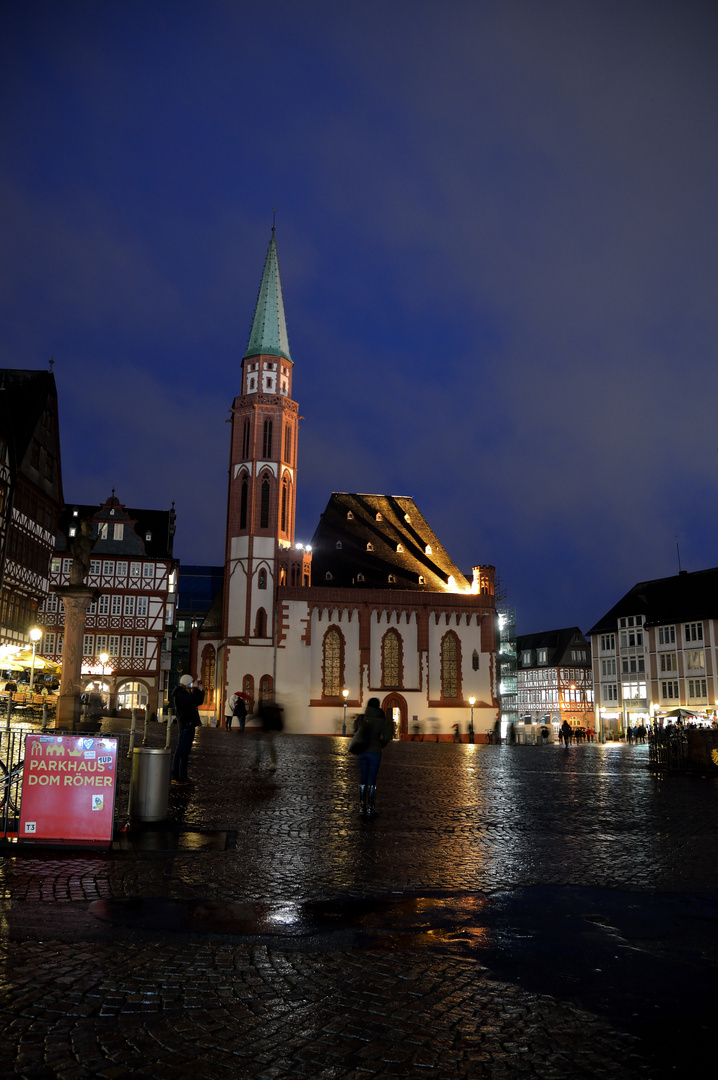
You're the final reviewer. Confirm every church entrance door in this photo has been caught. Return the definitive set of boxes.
[382,693,408,739]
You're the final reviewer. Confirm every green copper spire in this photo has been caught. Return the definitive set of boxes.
[243,230,292,363]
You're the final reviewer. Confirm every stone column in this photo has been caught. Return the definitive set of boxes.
[53,585,101,730]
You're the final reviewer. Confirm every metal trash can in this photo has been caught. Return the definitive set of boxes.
[130,747,171,822]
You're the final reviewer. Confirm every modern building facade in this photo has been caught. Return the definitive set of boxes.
[0,368,63,648]
[589,568,718,735]
[515,627,593,738]
[199,232,498,736]
[37,494,177,717]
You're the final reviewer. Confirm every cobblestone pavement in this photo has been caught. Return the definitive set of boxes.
[1,725,716,1078]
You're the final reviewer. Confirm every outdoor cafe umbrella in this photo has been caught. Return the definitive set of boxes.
[666,708,696,720]
[11,655,61,673]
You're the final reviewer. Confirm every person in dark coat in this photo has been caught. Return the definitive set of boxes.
[354,697,393,818]
[171,675,204,784]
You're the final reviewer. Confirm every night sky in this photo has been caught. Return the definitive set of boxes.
[2,1,717,635]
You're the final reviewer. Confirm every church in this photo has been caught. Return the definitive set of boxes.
[197,233,498,739]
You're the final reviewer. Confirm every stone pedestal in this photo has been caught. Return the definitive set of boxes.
[53,585,101,730]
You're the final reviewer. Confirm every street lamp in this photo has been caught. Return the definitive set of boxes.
[468,696,475,744]
[342,688,349,736]
[29,627,42,692]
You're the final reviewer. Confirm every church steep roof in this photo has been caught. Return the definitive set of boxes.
[243,231,292,363]
[310,493,471,592]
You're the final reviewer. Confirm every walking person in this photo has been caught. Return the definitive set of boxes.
[252,694,283,771]
[224,690,247,731]
[560,719,572,747]
[352,697,393,818]
[171,675,204,785]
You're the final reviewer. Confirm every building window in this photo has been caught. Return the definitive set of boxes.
[660,653,677,672]
[537,649,547,664]
[441,632,461,699]
[600,634,615,651]
[688,679,707,700]
[418,576,425,585]
[111,596,122,616]
[260,479,270,529]
[121,636,133,658]
[201,645,216,704]
[242,420,251,459]
[603,684,618,702]
[262,419,273,458]
[259,673,274,704]
[243,674,255,713]
[133,637,145,658]
[116,561,128,578]
[130,562,141,578]
[388,575,396,583]
[98,524,108,540]
[143,563,154,578]
[83,634,94,655]
[621,654,645,674]
[43,632,56,653]
[325,572,333,581]
[281,478,288,532]
[686,650,705,671]
[661,680,679,700]
[108,636,119,656]
[258,569,267,589]
[240,479,248,529]
[322,627,344,697]
[685,623,703,643]
[255,608,266,637]
[95,635,107,654]
[136,596,148,617]
[113,524,124,541]
[124,596,135,617]
[366,542,373,551]
[658,626,676,645]
[521,650,531,666]
[472,649,479,671]
[425,545,432,555]
[284,425,292,463]
[381,629,402,689]
[89,559,101,576]
[570,649,585,661]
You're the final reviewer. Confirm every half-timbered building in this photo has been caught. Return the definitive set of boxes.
[197,232,498,736]
[37,495,177,717]
[0,368,63,647]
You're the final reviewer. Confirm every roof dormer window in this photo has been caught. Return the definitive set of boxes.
[425,545,432,555]
[335,541,342,549]
[375,512,382,521]
[347,511,354,520]
[366,542,373,551]
[396,544,403,553]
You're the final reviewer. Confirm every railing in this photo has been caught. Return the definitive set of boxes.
[0,720,176,841]
[647,725,688,771]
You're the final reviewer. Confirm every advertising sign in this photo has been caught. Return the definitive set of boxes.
[19,734,119,845]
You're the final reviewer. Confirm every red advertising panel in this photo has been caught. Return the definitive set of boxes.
[19,734,119,845]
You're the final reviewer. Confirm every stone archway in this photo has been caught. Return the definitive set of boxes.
[381,692,408,738]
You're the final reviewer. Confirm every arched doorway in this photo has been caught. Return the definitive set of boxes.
[382,693,408,738]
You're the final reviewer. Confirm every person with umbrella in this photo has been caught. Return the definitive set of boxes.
[225,689,249,732]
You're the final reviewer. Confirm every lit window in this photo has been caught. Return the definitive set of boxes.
[366,542,373,551]
[381,630,401,688]
[113,524,124,541]
[322,628,343,696]
[441,632,460,698]
[396,544,403,553]
[425,545,432,555]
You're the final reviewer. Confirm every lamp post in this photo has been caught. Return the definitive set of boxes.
[99,652,109,711]
[29,627,42,692]
[468,696,475,744]
[342,688,349,736]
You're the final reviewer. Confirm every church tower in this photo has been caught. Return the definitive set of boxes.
[223,230,302,646]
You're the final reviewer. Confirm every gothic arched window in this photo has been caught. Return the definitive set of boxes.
[258,569,267,589]
[240,478,248,530]
[441,631,461,699]
[322,627,344,697]
[201,645,216,705]
[255,608,266,637]
[281,478,288,532]
[262,419,273,458]
[381,629,402,689]
[260,478,270,529]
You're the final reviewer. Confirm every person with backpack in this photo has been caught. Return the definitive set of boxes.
[351,697,394,818]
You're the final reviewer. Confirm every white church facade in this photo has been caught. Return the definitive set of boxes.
[197,232,498,739]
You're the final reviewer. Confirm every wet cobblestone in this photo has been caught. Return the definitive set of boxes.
[1,727,716,1077]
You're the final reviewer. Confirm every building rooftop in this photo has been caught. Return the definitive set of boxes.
[588,567,718,634]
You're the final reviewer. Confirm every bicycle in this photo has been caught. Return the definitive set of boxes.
[0,754,24,814]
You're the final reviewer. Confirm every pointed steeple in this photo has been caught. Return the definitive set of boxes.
[243,230,292,363]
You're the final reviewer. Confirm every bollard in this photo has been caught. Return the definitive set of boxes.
[42,703,49,732]
[164,714,172,750]
[142,706,149,746]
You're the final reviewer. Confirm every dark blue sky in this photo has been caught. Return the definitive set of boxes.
[2,1,717,634]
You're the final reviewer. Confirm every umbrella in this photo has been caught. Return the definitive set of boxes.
[11,655,61,673]
[666,708,695,719]
[235,691,251,700]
